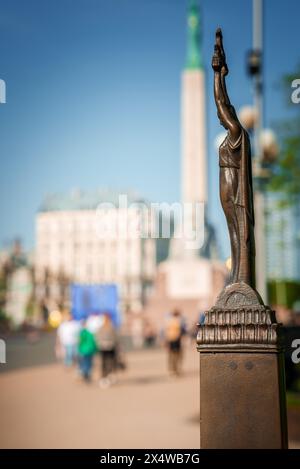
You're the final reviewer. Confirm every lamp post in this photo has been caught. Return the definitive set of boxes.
[239,104,279,307]
[246,0,269,303]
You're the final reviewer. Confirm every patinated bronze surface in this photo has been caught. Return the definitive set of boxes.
[197,28,279,346]
[197,29,288,449]
[212,28,259,307]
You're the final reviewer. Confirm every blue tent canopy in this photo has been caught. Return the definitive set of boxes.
[71,283,120,326]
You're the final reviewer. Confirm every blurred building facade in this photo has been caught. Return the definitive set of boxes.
[35,190,158,313]
[0,241,34,328]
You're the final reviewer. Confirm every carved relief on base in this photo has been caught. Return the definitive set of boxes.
[197,304,281,349]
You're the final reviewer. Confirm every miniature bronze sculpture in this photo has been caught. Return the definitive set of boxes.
[212,28,262,308]
[197,29,288,449]
[213,29,255,287]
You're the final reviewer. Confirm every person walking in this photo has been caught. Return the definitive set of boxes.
[56,314,80,368]
[86,313,103,335]
[165,309,185,376]
[78,319,98,382]
[96,314,118,388]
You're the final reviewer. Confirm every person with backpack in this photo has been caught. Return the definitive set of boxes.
[96,314,118,388]
[165,309,185,376]
[78,319,98,382]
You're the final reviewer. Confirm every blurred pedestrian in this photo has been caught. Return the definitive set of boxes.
[56,314,80,368]
[165,309,185,376]
[78,319,98,382]
[131,313,144,349]
[41,300,49,326]
[96,314,118,388]
[143,318,156,347]
[86,312,104,334]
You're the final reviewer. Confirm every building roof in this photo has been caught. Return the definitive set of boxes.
[39,189,149,212]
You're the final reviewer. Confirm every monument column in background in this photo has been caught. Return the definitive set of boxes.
[144,2,227,329]
[181,1,207,211]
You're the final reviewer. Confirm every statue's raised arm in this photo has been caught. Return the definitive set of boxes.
[212,28,241,143]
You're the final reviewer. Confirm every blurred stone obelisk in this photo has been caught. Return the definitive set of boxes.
[197,28,288,449]
[164,1,224,319]
[170,0,208,258]
[182,0,207,216]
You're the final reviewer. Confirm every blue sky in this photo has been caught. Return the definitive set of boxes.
[0,0,299,259]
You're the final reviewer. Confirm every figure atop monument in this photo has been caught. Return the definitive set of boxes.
[212,28,262,307]
[186,0,203,70]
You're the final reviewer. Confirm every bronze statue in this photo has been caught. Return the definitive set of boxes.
[212,28,257,303]
[197,29,287,450]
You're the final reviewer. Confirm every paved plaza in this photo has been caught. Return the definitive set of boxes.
[0,341,200,449]
[1,335,300,448]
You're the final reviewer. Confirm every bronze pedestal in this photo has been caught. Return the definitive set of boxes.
[197,304,288,448]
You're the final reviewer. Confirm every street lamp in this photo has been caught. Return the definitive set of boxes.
[245,0,269,302]
[239,102,279,303]
[260,129,279,164]
[239,105,258,130]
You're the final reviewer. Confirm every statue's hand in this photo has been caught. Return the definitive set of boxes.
[216,28,228,75]
[212,46,222,72]
[221,64,228,76]
[215,28,223,48]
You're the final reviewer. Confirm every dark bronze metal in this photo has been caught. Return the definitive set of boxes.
[197,28,288,449]
[213,28,256,294]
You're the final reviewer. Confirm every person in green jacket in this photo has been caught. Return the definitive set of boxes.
[78,319,98,382]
